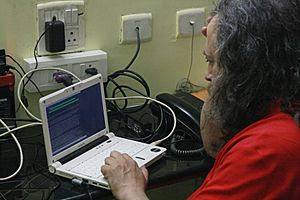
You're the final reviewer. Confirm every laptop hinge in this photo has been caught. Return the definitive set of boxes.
[58,135,110,165]
[49,161,62,173]
[106,132,115,138]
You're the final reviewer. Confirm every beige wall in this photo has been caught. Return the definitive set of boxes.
[0,0,214,118]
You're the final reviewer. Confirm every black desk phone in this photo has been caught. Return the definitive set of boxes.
[150,91,205,158]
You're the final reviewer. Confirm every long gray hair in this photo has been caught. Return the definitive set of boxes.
[210,0,300,138]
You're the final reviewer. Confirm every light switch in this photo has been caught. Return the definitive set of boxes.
[72,8,78,25]
[58,10,64,21]
[45,11,51,22]
[65,9,72,25]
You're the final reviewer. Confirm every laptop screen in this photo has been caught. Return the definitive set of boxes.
[45,83,105,156]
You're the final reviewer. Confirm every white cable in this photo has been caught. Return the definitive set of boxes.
[0,119,24,181]
[0,121,42,180]
[0,133,23,181]
[0,122,42,138]
[105,96,177,145]
[17,67,81,122]
[0,67,78,181]
[0,119,10,130]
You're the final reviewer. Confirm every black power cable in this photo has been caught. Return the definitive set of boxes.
[21,29,46,96]
[21,16,55,99]
[176,21,203,93]
[4,55,44,112]
[45,175,61,200]
[124,27,141,70]
[7,64,44,96]
[109,69,150,112]
[105,27,151,113]
[5,62,43,113]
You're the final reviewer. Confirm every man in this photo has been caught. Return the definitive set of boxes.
[101,0,300,199]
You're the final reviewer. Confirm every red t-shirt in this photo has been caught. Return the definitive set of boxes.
[188,112,300,200]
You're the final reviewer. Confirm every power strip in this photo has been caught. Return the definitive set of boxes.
[23,50,107,92]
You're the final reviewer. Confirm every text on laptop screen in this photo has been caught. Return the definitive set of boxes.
[46,83,105,156]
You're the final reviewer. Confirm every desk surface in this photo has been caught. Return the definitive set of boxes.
[0,103,213,200]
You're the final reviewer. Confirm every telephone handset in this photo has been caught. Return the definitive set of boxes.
[150,91,205,157]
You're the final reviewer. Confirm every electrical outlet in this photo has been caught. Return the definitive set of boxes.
[65,28,79,47]
[176,8,205,38]
[36,1,85,55]
[120,13,152,44]
[23,50,107,92]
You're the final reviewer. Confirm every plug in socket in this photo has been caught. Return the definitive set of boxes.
[120,13,152,44]
[23,50,107,92]
[36,1,85,55]
[45,18,66,52]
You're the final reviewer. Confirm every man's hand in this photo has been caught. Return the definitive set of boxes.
[101,151,149,200]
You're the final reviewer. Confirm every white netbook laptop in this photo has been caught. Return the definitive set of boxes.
[39,74,166,189]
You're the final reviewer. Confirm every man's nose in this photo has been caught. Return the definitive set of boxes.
[205,73,212,82]
[201,26,207,37]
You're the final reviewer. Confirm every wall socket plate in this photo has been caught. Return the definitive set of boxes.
[176,8,205,38]
[120,13,152,44]
[23,50,107,92]
[37,1,85,55]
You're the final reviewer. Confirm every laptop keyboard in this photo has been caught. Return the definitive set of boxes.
[61,138,147,179]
